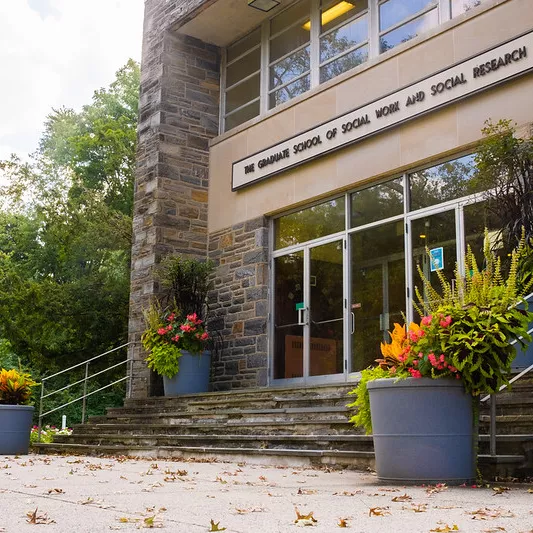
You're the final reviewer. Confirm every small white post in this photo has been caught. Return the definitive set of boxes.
[61,415,67,431]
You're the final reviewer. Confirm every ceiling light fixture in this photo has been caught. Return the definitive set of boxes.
[302,1,355,30]
[248,0,280,13]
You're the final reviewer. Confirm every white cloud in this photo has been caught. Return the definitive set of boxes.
[0,0,144,160]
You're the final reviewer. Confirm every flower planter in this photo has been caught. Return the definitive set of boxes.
[0,405,34,455]
[162,350,211,395]
[367,377,475,484]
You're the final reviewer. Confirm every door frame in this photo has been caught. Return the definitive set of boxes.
[270,233,348,386]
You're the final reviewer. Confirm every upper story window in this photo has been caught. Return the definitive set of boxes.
[222,0,487,132]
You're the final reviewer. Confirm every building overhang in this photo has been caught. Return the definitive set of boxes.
[174,0,295,47]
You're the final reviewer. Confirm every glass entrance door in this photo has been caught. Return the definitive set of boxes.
[273,239,345,382]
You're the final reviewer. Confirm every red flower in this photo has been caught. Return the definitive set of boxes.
[157,328,167,335]
[439,315,452,328]
[201,332,209,341]
[421,315,433,326]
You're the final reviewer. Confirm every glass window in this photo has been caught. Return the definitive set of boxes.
[225,101,260,130]
[351,177,404,227]
[320,45,368,82]
[270,47,311,89]
[409,154,485,211]
[269,74,311,108]
[271,0,311,36]
[227,29,261,63]
[379,0,436,31]
[321,0,368,33]
[274,198,345,249]
[380,7,438,52]
[451,0,484,18]
[320,13,368,63]
[270,26,310,63]
[226,74,260,114]
[226,48,260,88]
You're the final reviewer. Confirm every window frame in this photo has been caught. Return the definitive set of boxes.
[221,0,486,133]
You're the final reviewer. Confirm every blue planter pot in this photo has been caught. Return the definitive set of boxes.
[0,405,34,455]
[367,377,475,484]
[163,350,211,395]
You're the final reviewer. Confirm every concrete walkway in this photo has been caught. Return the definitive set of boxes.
[0,454,532,532]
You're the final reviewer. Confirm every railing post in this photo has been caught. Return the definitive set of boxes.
[38,381,45,443]
[81,362,89,424]
[490,393,497,456]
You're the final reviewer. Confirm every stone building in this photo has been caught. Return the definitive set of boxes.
[128,0,533,398]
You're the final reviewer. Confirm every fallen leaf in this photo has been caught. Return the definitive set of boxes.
[369,507,390,517]
[402,504,427,513]
[430,525,459,532]
[492,487,510,496]
[209,519,227,531]
[235,507,265,514]
[338,518,349,528]
[391,493,412,502]
[297,488,317,495]
[142,516,163,529]
[215,476,227,484]
[47,488,64,495]
[481,528,506,532]
[427,484,448,495]
[467,508,514,520]
[295,508,318,526]
[26,508,55,525]
[79,497,94,505]
[333,491,362,496]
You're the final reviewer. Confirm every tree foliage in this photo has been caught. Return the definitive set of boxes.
[0,60,139,423]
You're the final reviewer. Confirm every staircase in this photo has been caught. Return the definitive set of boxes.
[34,380,533,478]
[33,383,374,469]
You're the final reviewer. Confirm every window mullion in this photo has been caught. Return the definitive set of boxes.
[220,47,227,135]
[260,20,270,116]
[439,0,451,24]
[369,0,380,59]
[310,0,320,89]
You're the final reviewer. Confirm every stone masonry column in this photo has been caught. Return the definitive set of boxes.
[128,0,220,398]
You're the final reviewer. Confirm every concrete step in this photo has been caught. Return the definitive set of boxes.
[51,433,374,452]
[32,442,375,469]
[479,414,533,434]
[72,419,357,436]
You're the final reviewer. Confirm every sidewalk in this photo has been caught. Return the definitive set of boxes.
[0,454,532,532]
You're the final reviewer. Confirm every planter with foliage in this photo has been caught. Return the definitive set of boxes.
[349,233,533,483]
[142,256,214,395]
[0,368,38,454]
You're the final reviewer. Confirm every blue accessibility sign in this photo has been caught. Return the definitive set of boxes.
[429,247,444,272]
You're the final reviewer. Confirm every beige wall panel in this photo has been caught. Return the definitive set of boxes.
[398,32,455,86]
[456,75,533,146]
[399,106,458,167]
[246,108,296,155]
[335,57,400,116]
[294,88,337,133]
[453,0,532,62]
[335,131,401,188]
[244,173,296,220]
[209,131,248,230]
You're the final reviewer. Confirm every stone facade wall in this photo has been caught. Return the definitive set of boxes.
[128,0,220,398]
[208,216,269,390]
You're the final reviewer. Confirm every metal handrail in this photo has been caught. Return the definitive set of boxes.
[37,342,135,441]
[479,292,533,456]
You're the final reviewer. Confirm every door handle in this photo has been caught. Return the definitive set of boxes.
[351,312,355,334]
[297,307,308,326]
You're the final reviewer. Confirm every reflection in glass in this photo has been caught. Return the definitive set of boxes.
[270,26,310,63]
[351,177,404,227]
[227,28,261,63]
[270,47,311,89]
[320,13,368,63]
[320,46,368,82]
[274,253,304,379]
[451,0,484,17]
[271,0,311,36]
[379,0,435,31]
[320,0,368,33]
[380,8,438,53]
[411,210,457,319]
[351,221,405,372]
[226,74,260,113]
[275,198,345,249]
[225,101,260,131]
[310,241,344,376]
[409,154,483,211]
[269,74,311,108]
[226,48,260,88]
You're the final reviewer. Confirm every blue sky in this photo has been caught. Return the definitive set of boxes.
[0,0,145,160]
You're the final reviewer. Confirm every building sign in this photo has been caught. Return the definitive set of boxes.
[430,247,444,272]
[232,31,533,190]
